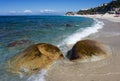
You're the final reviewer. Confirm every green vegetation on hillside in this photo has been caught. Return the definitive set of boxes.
[77,0,120,14]
[66,0,120,15]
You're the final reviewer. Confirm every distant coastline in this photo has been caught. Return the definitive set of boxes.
[65,0,120,22]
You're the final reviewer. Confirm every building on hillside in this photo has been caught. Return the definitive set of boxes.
[108,8,120,15]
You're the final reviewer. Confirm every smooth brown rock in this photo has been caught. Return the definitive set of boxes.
[6,43,63,75]
[66,40,109,61]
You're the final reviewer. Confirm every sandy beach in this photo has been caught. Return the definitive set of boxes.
[75,14,120,22]
[45,16,120,81]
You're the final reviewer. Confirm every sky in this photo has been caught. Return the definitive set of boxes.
[0,0,112,15]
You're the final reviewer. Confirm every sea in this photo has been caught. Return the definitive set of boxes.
[0,15,104,81]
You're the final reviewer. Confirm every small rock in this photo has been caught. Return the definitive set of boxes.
[65,24,72,27]
[7,40,30,47]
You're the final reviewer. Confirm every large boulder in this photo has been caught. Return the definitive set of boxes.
[66,40,109,61]
[6,43,63,75]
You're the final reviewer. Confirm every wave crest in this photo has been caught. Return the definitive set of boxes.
[58,19,104,47]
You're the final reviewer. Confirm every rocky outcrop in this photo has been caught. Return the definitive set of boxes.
[6,43,63,75]
[66,40,109,61]
[65,12,75,16]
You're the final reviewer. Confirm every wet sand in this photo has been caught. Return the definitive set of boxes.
[45,19,120,81]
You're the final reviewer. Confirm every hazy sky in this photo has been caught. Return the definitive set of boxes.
[0,0,112,15]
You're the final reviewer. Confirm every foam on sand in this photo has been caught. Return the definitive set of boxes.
[27,69,47,81]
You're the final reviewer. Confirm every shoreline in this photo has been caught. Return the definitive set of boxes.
[45,16,120,81]
[74,14,120,22]
[58,16,104,49]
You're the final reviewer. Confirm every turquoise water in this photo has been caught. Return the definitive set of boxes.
[0,15,103,81]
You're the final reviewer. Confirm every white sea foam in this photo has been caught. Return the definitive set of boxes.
[58,19,104,47]
[27,69,47,81]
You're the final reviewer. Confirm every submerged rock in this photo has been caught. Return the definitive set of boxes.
[6,43,63,76]
[44,24,52,27]
[7,40,31,47]
[65,24,72,27]
[66,40,109,61]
